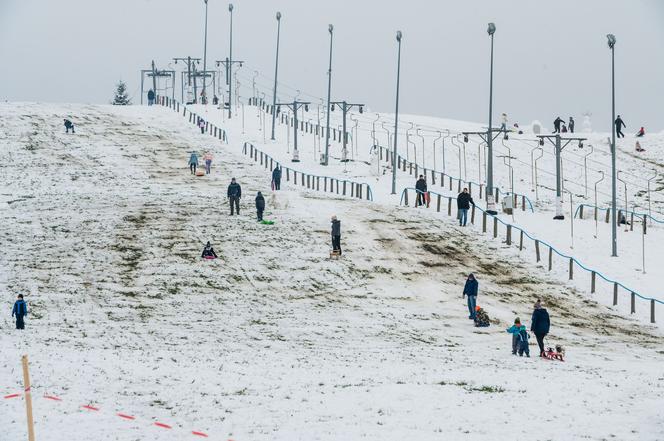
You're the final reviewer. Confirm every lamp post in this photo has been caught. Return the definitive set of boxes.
[323,24,334,165]
[392,30,403,195]
[202,0,209,104]
[607,33,618,257]
[271,12,282,141]
[486,22,497,214]
[227,3,234,118]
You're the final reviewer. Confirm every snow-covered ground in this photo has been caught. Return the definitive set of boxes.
[1,102,663,441]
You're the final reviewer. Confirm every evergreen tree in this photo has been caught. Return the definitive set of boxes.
[112,81,132,105]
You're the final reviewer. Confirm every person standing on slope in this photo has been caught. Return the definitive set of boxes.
[531,299,551,357]
[64,119,75,134]
[147,89,155,106]
[227,178,242,215]
[457,188,475,227]
[331,215,342,256]
[255,191,265,221]
[568,117,575,133]
[203,151,213,174]
[553,116,565,134]
[272,166,282,190]
[462,274,478,320]
[415,175,428,207]
[500,113,508,132]
[188,152,199,175]
[12,294,28,330]
[615,115,626,138]
[198,117,206,134]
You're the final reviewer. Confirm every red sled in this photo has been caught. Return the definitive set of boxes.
[543,350,564,361]
[203,255,217,260]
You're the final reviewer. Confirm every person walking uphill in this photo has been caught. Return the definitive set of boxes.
[12,294,28,330]
[462,274,478,319]
[457,188,474,227]
[531,299,551,357]
[615,115,626,138]
[553,116,565,134]
[188,152,199,175]
[415,175,428,207]
[227,178,242,215]
[198,117,206,134]
[64,119,75,134]
[272,166,282,191]
[255,191,265,221]
[203,151,213,174]
[331,216,341,256]
[568,117,575,133]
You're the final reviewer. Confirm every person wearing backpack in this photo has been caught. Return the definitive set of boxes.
[12,294,28,330]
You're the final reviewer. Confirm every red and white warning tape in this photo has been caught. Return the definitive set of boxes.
[3,390,220,439]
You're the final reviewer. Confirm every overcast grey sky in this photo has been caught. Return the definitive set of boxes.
[1,0,662,131]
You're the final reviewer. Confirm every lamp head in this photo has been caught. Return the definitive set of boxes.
[607,34,616,48]
[396,30,402,42]
[329,24,333,34]
[229,3,233,11]
[487,22,496,35]
[276,11,281,20]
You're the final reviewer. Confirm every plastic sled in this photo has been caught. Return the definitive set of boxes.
[195,170,205,177]
[203,255,217,260]
[260,220,275,225]
[543,350,564,361]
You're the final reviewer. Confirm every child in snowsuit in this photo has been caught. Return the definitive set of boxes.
[255,191,265,221]
[474,306,490,327]
[201,242,217,259]
[506,318,530,357]
[12,294,28,330]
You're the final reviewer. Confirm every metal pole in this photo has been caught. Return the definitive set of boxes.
[486,23,497,214]
[228,3,234,118]
[202,0,208,103]
[271,12,282,141]
[342,102,348,161]
[324,25,334,165]
[293,101,299,159]
[609,35,618,257]
[392,31,402,195]
[151,61,157,103]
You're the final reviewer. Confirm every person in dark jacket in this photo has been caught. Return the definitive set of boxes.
[531,299,551,357]
[255,192,265,221]
[553,117,564,134]
[12,294,28,330]
[201,241,218,259]
[462,273,478,319]
[457,188,475,226]
[147,89,155,106]
[331,215,341,255]
[568,117,575,133]
[64,119,75,134]
[415,175,428,207]
[227,178,241,215]
[615,115,626,138]
[272,166,282,190]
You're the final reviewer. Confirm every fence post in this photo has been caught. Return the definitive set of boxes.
[471,205,476,224]
[630,212,634,231]
[613,283,618,306]
[493,217,498,238]
[358,185,363,199]
[447,198,452,216]
[579,205,584,219]
[482,212,487,233]
[294,171,298,185]
[343,181,347,196]
[506,225,512,245]
[651,299,656,323]
[307,175,311,189]
[591,271,596,293]
[437,195,441,212]
[521,195,526,211]
[286,168,290,181]
[479,184,483,199]
[605,209,610,223]
[519,230,523,250]
[535,240,540,262]
[317,177,320,191]
[548,247,553,271]
[404,189,409,206]
[631,292,635,314]
[568,258,573,280]
[643,214,647,235]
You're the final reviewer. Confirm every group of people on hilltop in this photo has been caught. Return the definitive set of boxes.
[462,273,552,358]
[553,116,576,134]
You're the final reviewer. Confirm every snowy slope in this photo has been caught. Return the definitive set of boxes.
[1,103,663,441]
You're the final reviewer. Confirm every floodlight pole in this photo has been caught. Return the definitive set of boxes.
[323,24,334,165]
[392,31,402,195]
[331,101,364,163]
[271,12,282,141]
[608,34,618,257]
[228,4,234,118]
[202,0,209,103]
[486,22,497,215]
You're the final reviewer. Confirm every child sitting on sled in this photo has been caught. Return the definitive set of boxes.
[201,241,218,259]
[474,305,490,327]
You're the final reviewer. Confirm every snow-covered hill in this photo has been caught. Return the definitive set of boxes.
[1,103,663,441]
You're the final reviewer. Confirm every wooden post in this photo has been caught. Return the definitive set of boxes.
[471,205,476,224]
[403,190,408,206]
[479,184,483,199]
[482,212,487,233]
[548,247,553,271]
[643,214,647,235]
[436,195,441,212]
[605,209,610,223]
[519,230,523,250]
[493,217,498,238]
[521,195,526,211]
[447,198,452,216]
[630,212,634,231]
[568,258,573,280]
[613,283,618,306]
[579,205,584,219]
[506,225,512,245]
[630,292,635,314]
[343,181,347,196]
[22,355,36,441]
[535,240,541,262]
[591,271,596,293]
[651,299,656,323]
